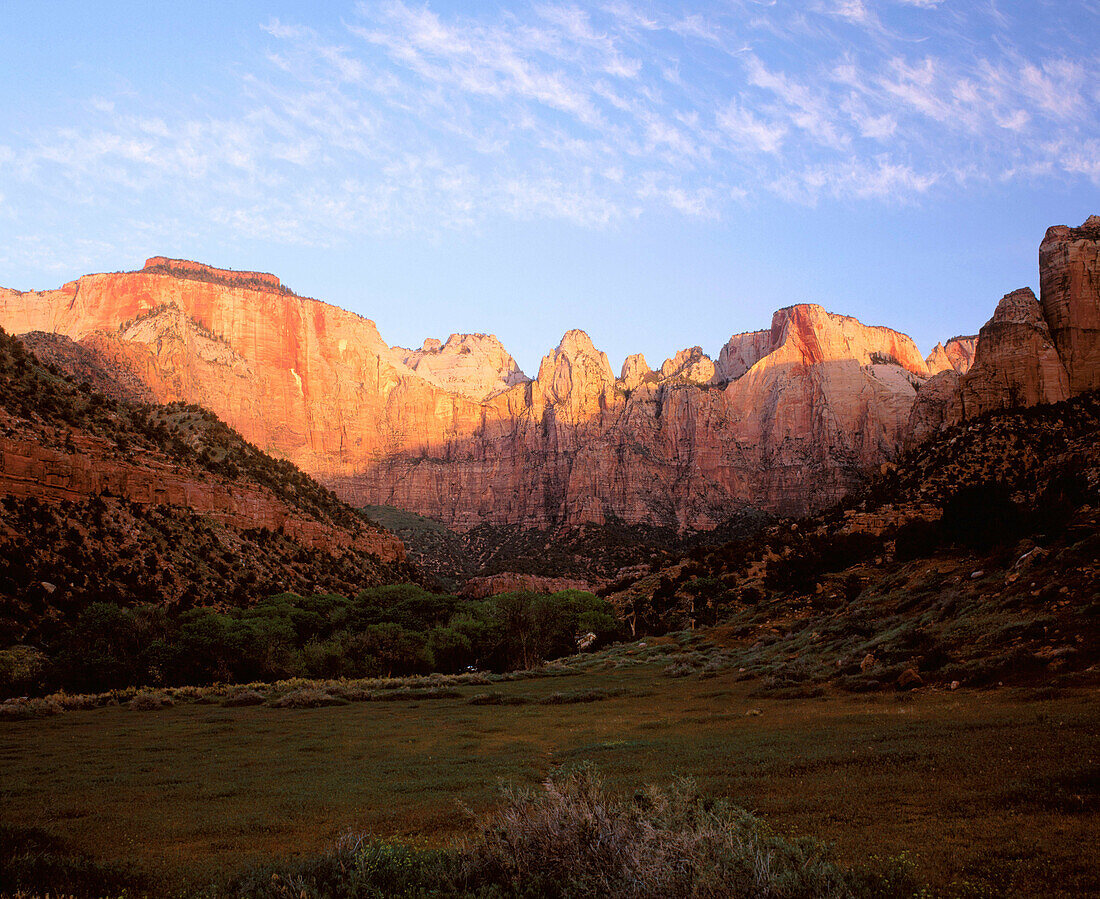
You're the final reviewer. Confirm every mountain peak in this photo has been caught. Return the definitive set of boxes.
[141,257,288,293]
[401,332,527,401]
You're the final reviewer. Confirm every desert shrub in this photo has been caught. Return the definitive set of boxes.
[0,696,63,720]
[766,532,882,594]
[128,690,174,711]
[458,765,853,898]
[467,692,530,706]
[221,836,456,899]
[270,687,346,709]
[0,645,48,696]
[894,517,942,562]
[664,660,697,678]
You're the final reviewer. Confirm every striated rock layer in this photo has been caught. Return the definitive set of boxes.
[0,259,981,530]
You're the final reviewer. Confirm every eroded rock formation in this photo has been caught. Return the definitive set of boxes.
[926,336,978,375]
[1039,215,1100,394]
[400,333,527,401]
[8,219,1095,533]
[0,259,932,528]
[909,217,1099,446]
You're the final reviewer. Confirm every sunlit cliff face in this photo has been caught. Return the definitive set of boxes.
[2,218,1097,531]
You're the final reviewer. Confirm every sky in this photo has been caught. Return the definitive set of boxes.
[1,1,1098,376]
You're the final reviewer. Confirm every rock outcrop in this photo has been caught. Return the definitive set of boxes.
[2,246,1052,532]
[716,330,772,381]
[960,287,1070,416]
[658,346,718,384]
[334,304,930,527]
[619,354,654,391]
[926,336,978,375]
[1039,215,1100,394]
[400,333,527,401]
[909,217,1099,446]
[0,428,403,561]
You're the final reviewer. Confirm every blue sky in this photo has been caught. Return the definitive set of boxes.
[1,1,1098,374]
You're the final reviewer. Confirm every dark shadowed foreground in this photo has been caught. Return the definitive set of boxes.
[1,650,1097,897]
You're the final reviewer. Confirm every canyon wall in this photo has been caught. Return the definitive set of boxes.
[909,217,1100,445]
[3,218,1096,531]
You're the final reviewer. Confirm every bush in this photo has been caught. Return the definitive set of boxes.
[459,765,853,898]
[270,687,347,709]
[128,690,174,711]
[940,483,1021,551]
[214,767,923,898]
[0,645,47,695]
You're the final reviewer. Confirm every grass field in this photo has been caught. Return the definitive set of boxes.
[2,649,1098,896]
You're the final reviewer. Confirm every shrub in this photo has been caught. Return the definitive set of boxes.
[128,690,174,711]
[0,645,47,696]
[270,687,346,709]
[0,696,63,720]
[940,483,1021,551]
[458,765,854,898]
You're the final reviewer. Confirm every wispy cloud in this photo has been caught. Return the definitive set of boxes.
[1,0,1097,260]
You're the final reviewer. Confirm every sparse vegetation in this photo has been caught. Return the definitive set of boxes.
[2,657,1097,897]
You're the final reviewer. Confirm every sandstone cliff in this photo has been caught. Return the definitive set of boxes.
[0,325,410,624]
[960,287,1070,415]
[925,336,977,375]
[0,258,953,530]
[908,217,1099,446]
[400,333,527,401]
[1039,215,1100,394]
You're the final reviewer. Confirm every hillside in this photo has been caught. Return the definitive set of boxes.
[605,390,1100,689]
[0,326,413,667]
[366,503,773,592]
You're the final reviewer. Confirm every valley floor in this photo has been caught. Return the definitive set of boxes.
[2,650,1098,896]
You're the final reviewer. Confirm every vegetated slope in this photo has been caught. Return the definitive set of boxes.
[366,504,773,592]
[607,391,1100,690]
[18,330,156,404]
[0,326,413,653]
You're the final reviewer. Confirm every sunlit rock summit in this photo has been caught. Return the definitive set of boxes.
[3,219,1098,532]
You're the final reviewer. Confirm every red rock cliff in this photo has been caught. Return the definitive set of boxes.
[908,216,1100,445]
[0,260,938,529]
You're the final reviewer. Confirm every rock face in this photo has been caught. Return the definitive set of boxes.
[619,354,654,391]
[1039,215,1100,394]
[0,429,403,561]
[659,346,718,384]
[960,288,1069,415]
[716,330,772,381]
[925,336,977,375]
[909,217,1099,446]
[0,259,958,530]
[400,333,527,401]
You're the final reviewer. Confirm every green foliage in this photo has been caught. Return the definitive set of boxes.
[0,644,47,695]
[4,585,620,695]
[0,824,145,898]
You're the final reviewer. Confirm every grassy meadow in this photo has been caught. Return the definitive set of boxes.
[2,640,1098,897]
